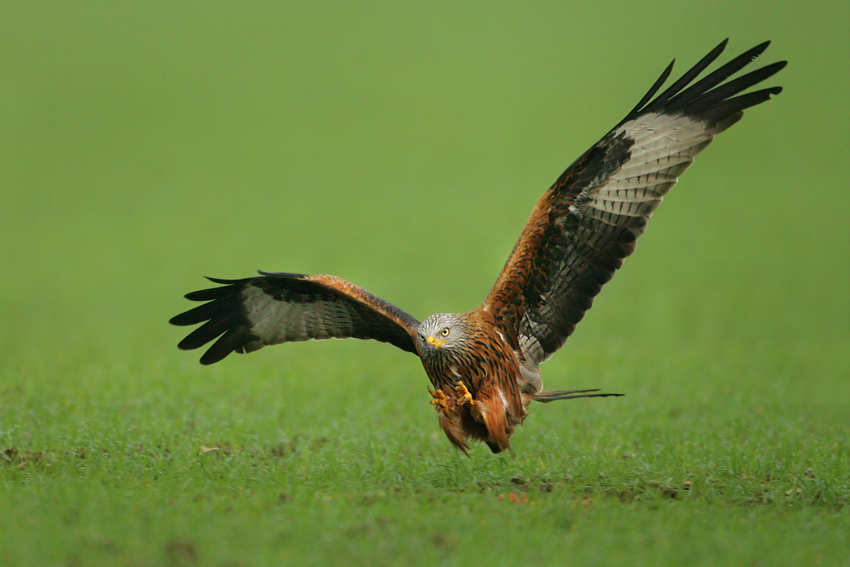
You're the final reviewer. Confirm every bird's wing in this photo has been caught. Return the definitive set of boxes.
[481,40,785,376]
[170,271,421,364]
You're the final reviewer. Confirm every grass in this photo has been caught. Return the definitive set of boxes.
[1,1,849,566]
[1,350,847,566]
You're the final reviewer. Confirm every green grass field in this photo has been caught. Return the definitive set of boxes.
[1,2,848,566]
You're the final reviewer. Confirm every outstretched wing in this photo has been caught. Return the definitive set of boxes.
[170,271,421,364]
[481,40,785,376]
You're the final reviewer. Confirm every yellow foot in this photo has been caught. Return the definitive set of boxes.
[453,380,473,408]
[428,387,449,412]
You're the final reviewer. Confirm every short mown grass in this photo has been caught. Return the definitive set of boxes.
[1,329,847,565]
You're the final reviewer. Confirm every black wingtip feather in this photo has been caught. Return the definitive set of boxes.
[623,59,675,120]
[256,270,307,279]
[170,304,213,326]
[184,287,231,302]
[692,60,788,110]
[666,43,774,110]
[199,326,250,365]
[176,310,242,351]
[703,86,783,123]
[621,40,784,128]
[736,40,771,65]
[647,39,729,110]
[170,276,258,363]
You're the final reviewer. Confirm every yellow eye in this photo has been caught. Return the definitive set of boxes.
[440,327,450,337]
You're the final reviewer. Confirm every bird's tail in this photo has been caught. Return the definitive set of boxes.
[533,389,624,403]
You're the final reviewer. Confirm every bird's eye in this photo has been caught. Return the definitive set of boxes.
[440,327,450,337]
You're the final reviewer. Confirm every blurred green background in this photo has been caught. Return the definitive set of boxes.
[0,1,848,565]
[1,0,846,407]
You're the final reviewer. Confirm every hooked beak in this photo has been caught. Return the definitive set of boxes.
[426,336,447,349]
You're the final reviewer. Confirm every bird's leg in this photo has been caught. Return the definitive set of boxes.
[453,379,487,424]
[453,380,473,409]
[428,387,449,412]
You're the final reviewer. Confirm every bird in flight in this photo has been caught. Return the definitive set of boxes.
[171,40,785,454]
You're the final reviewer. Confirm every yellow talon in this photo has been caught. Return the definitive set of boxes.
[429,387,449,411]
[454,380,473,407]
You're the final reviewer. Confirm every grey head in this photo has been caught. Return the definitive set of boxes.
[416,313,468,358]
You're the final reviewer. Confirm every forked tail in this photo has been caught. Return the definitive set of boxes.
[533,389,624,403]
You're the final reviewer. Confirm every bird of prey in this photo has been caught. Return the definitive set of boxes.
[171,40,785,454]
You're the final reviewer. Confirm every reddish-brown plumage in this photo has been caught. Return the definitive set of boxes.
[418,310,527,453]
[483,190,559,336]
[171,41,784,453]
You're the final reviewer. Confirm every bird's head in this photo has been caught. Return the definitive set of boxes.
[417,313,467,357]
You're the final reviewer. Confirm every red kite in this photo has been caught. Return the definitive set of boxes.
[171,40,785,453]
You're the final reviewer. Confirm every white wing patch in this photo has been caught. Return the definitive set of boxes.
[582,112,720,230]
[242,284,358,347]
[587,113,716,219]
